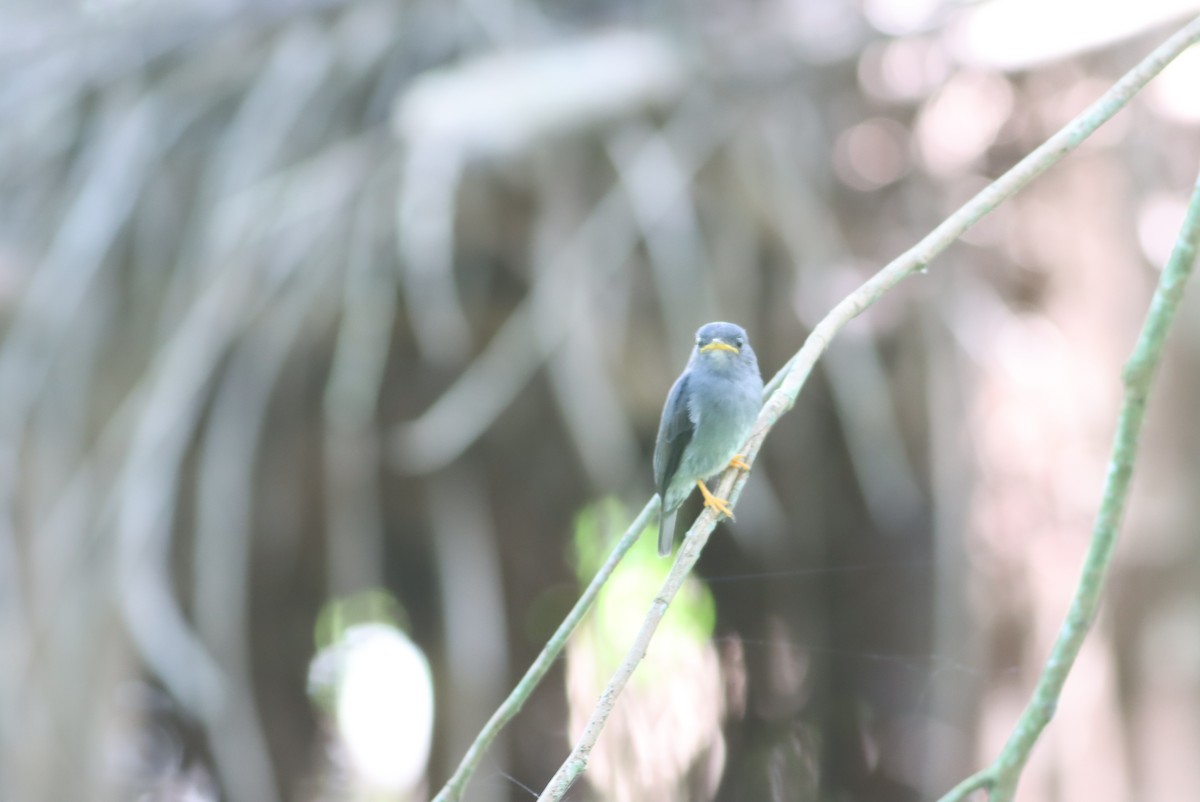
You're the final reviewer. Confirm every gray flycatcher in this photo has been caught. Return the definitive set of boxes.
[653,321,763,556]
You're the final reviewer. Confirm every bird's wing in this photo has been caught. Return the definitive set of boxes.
[653,371,695,497]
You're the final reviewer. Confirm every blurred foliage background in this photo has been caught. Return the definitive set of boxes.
[3,1,1200,800]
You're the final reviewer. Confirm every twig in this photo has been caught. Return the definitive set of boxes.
[950,163,1200,802]
[763,15,1200,400]
[937,769,996,802]
[537,16,1200,802]
[429,498,658,802]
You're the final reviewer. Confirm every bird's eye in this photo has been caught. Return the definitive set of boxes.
[735,337,745,348]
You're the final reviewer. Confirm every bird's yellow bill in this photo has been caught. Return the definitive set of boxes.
[700,340,739,354]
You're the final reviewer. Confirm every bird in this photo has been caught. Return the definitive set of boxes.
[653,321,763,556]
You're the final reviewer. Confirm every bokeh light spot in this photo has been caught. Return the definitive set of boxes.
[915,71,1013,175]
[1137,194,1189,269]
[834,117,911,190]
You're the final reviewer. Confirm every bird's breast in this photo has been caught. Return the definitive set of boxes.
[684,371,761,478]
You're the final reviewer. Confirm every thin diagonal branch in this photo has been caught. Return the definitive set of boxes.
[764,15,1200,399]
[429,498,657,802]
[937,769,997,802]
[537,16,1200,802]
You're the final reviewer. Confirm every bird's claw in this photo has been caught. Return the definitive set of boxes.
[697,480,735,520]
[728,454,751,471]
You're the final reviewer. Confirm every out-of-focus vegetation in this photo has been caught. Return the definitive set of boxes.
[3,1,1200,800]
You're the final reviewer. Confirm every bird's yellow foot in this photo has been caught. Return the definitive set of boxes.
[728,454,751,471]
[697,480,734,519]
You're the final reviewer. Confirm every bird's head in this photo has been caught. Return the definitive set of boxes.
[693,321,756,371]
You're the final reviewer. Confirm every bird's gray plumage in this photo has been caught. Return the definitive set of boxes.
[653,322,763,556]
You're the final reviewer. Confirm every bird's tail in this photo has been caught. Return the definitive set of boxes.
[658,509,676,557]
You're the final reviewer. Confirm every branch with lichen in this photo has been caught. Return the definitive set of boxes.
[428,16,1200,802]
